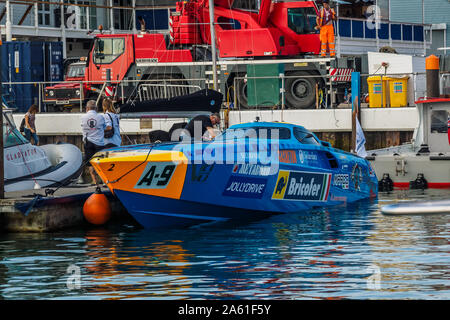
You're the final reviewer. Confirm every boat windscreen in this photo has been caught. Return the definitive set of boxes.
[218,127,292,140]
[3,113,28,148]
[293,127,320,145]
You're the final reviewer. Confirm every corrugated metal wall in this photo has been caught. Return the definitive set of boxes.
[390,0,423,24]
[391,0,450,53]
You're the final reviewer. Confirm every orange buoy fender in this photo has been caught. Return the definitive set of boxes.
[83,187,111,225]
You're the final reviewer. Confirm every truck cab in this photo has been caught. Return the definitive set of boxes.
[41,0,354,111]
[43,61,87,111]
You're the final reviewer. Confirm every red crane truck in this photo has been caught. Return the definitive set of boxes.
[43,0,356,110]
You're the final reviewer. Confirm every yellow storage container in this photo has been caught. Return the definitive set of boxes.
[387,76,409,107]
[367,76,388,108]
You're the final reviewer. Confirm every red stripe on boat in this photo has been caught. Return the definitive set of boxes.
[324,174,332,200]
[393,182,450,189]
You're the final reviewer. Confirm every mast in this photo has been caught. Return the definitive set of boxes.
[208,0,218,90]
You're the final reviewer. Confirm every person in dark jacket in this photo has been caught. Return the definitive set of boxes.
[183,113,221,141]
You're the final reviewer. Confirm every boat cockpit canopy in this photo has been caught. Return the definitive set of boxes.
[219,123,321,145]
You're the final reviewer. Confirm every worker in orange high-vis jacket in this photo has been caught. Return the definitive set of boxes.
[316,0,337,57]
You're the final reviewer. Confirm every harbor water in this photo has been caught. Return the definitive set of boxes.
[0,189,449,300]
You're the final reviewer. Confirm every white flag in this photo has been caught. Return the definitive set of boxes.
[356,117,368,158]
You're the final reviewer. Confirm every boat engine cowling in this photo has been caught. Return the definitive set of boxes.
[410,173,428,190]
[379,173,394,192]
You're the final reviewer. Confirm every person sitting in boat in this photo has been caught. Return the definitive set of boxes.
[183,113,221,141]
[24,104,39,146]
[102,98,121,148]
[81,100,106,185]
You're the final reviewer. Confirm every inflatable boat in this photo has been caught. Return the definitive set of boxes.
[3,110,83,192]
[91,121,378,228]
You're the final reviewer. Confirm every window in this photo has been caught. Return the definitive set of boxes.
[93,38,125,64]
[232,0,258,11]
[67,64,86,78]
[219,127,292,140]
[38,3,52,27]
[287,7,318,35]
[293,127,320,145]
[430,110,449,133]
[113,0,133,31]
[217,17,241,30]
[3,114,28,148]
[136,9,170,31]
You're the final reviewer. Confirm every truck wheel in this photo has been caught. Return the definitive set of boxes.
[236,78,249,109]
[44,104,54,112]
[285,71,318,109]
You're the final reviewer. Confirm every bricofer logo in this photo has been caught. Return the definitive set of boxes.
[272,170,289,199]
[272,170,331,201]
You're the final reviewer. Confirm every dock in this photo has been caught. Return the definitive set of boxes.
[0,185,130,232]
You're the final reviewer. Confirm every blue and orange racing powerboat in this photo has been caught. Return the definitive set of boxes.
[91,122,378,228]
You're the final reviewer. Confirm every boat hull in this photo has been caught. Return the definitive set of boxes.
[114,189,276,228]
[368,98,450,190]
[91,140,378,228]
[368,152,450,189]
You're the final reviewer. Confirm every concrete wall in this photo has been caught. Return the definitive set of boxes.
[12,108,418,136]
[227,108,418,132]
[12,113,189,135]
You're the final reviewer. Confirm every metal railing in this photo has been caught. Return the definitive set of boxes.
[231,71,429,112]
[1,78,208,113]
[1,71,433,114]
[232,73,338,112]
[136,83,202,102]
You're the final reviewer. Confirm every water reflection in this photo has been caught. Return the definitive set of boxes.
[0,190,449,299]
[366,190,450,298]
[80,229,196,299]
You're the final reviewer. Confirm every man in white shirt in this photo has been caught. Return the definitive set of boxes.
[81,100,106,185]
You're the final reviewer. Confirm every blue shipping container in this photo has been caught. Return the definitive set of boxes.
[45,42,64,83]
[1,41,64,112]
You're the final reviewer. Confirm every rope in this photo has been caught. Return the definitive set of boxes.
[105,144,154,184]
[22,194,43,217]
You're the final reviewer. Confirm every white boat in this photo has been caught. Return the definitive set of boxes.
[3,110,83,192]
[381,199,450,215]
[367,97,450,190]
